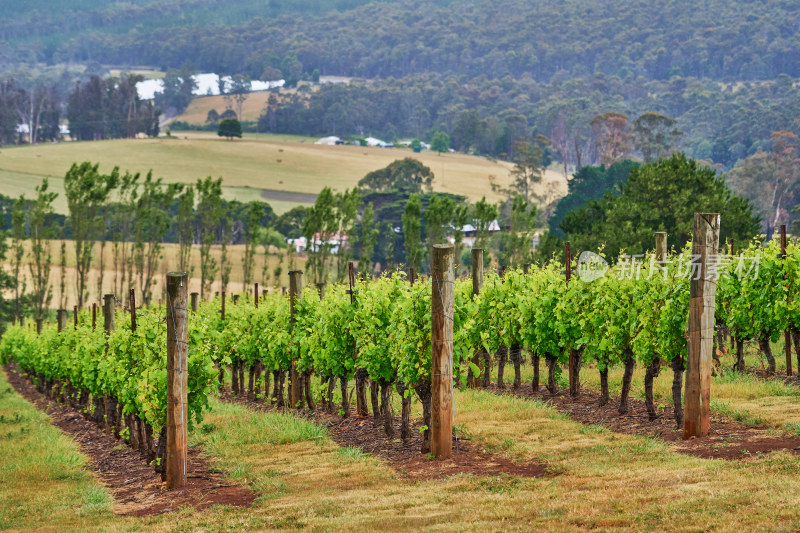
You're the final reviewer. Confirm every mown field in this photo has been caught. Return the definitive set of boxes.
[0,132,564,215]
[4,345,800,531]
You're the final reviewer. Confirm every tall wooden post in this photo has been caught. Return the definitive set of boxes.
[684,213,720,440]
[129,288,137,333]
[36,318,43,335]
[348,261,358,418]
[221,292,226,321]
[781,225,792,376]
[289,270,303,408]
[103,295,115,334]
[57,309,66,332]
[565,241,574,393]
[254,283,259,308]
[73,305,78,329]
[190,292,199,312]
[166,272,188,490]
[92,303,97,330]
[472,249,484,296]
[655,232,667,262]
[409,266,416,285]
[469,249,484,388]
[431,244,454,459]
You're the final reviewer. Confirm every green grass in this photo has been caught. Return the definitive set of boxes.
[11,359,800,530]
[0,373,112,530]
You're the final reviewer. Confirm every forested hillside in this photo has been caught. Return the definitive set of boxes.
[2,0,798,82]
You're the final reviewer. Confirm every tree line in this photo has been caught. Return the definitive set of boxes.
[5,0,799,84]
[0,149,762,330]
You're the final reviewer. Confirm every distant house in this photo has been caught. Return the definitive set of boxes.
[315,136,343,145]
[449,220,503,248]
[287,231,349,254]
[365,136,393,148]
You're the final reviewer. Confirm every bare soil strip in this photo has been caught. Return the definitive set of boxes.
[491,383,800,460]
[220,392,549,481]
[4,364,256,517]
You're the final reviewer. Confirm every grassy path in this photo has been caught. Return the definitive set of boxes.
[5,359,800,530]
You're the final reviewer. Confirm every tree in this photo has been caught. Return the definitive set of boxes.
[64,162,118,307]
[303,187,338,286]
[499,195,537,268]
[562,153,760,257]
[358,158,433,193]
[133,173,177,305]
[472,197,499,263]
[228,74,251,120]
[633,112,683,163]
[591,112,631,166]
[728,132,800,235]
[451,203,470,264]
[335,188,361,282]
[176,184,195,274]
[218,118,242,140]
[549,160,639,237]
[242,202,263,291]
[111,171,139,298]
[431,131,451,154]
[402,194,422,272]
[359,202,379,276]
[509,136,549,203]
[424,194,454,259]
[10,196,27,323]
[196,177,223,299]
[28,179,57,321]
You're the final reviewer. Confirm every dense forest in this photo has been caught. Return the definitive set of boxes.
[2,0,799,82]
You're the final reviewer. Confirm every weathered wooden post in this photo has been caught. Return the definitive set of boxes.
[57,309,66,332]
[782,225,792,376]
[684,213,720,439]
[470,248,484,388]
[221,291,226,321]
[166,272,188,490]
[254,283,259,308]
[431,244,455,459]
[289,270,304,409]
[103,295,115,334]
[129,288,137,332]
[92,303,97,330]
[35,318,43,335]
[565,241,576,396]
[349,261,365,418]
[190,292,199,312]
[73,305,78,329]
[409,266,416,286]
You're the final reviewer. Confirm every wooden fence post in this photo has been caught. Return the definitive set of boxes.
[469,248,484,388]
[57,309,66,332]
[254,283,259,308]
[129,288,137,333]
[565,241,575,395]
[782,225,792,376]
[655,232,667,263]
[92,303,97,330]
[289,270,304,409]
[36,318,43,335]
[221,291,226,321]
[73,305,78,329]
[190,292,198,312]
[431,244,455,459]
[684,213,720,439]
[166,272,188,490]
[103,295,115,334]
